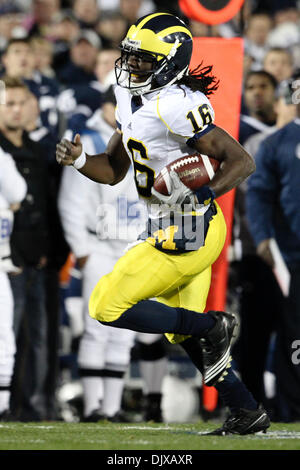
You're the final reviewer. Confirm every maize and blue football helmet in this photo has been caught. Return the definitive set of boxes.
[115,12,193,96]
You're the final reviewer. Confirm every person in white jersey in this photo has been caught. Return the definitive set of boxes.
[0,148,27,421]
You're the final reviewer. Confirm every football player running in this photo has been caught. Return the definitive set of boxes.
[57,13,270,435]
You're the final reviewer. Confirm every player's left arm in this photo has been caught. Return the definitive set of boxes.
[193,126,256,198]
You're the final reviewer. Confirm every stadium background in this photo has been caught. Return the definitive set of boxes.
[0,0,299,427]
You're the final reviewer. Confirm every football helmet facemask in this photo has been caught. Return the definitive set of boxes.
[115,12,193,96]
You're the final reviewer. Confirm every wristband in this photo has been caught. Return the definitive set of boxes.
[72,149,86,169]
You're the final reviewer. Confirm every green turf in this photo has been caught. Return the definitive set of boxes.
[0,420,300,450]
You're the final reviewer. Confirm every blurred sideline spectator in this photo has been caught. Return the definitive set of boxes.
[97,0,119,11]
[96,11,128,48]
[0,77,49,421]
[72,0,101,30]
[232,76,298,417]
[188,20,221,38]
[59,107,167,422]
[1,37,60,139]
[243,13,274,70]
[119,0,155,24]
[263,47,295,84]
[232,69,280,405]
[58,42,167,421]
[246,72,300,421]
[56,29,100,86]
[56,47,118,135]
[217,0,253,38]
[95,47,119,91]
[58,113,135,421]
[30,36,56,78]
[49,11,81,72]
[24,91,69,419]
[24,0,61,38]
[0,4,28,52]
[0,148,27,422]
[239,70,277,145]
[243,79,297,156]
[1,37,35,80]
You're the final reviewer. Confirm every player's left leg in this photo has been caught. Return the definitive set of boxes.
[89,202,226,330]
[89,241,217,334]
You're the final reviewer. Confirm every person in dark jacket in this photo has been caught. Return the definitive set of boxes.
[56,30,101,87]
[231,77,297,411]
[246,74,300,421]
[231,69,281,408]
[239,70,278,145]
[1,37,60,140]
[24,91,69,419]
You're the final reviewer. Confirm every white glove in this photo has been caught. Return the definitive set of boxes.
[151,171,198,209]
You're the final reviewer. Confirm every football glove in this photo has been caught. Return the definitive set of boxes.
[151,171,198,209]
[151,171,215,209]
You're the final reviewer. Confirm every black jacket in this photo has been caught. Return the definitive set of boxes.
[0,131,49,267]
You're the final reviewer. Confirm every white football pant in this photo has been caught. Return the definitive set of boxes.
[0,271,16,412]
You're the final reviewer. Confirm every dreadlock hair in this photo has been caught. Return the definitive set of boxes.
[177,62,219,97]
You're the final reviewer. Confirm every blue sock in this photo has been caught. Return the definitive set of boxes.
[180,337,258,413]
[215,367,258,413]
[100,299,215,336]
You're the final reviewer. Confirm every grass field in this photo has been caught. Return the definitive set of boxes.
[0,420,300,451]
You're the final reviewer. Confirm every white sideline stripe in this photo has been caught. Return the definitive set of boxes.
[201,155,215,180]
[1,424,300,441]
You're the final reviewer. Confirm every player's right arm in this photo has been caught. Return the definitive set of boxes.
[56,130,131,185]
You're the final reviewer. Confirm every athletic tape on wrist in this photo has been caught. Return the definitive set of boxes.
[72,150,86,169]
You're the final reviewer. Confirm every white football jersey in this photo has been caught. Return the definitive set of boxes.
[115,84,216,252]
[115,83,215,206]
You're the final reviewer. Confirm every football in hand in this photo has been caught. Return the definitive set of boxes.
[153,154,220,195]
